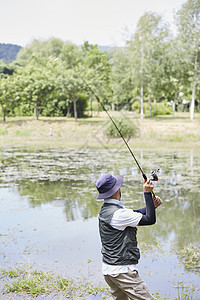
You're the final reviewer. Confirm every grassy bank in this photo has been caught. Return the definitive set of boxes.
[0,112,200,150]
[0,263,197,300]
[0,264,110,299]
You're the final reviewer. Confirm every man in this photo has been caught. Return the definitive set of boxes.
[96,173,162,300]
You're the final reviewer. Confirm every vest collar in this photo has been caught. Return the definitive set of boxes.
[104,198,125,208]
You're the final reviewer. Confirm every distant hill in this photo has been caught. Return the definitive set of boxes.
[0,43,119,63]
[0,43,22,62]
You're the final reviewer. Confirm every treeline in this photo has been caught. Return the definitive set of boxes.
[0,43,22,62]
[0,0,200,122]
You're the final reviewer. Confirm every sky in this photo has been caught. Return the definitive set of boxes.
[0,0,186,47]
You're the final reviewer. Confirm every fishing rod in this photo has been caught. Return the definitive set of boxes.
[87,85,158,182]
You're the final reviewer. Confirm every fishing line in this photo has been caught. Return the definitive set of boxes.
[87,85,148,181]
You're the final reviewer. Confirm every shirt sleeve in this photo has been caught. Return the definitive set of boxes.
[110,208,143,231]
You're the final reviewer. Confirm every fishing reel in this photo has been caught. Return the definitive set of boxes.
[150,169,160,181]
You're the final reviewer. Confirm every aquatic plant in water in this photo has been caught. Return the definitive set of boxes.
[173,281,196,300]
[178,245,200,273]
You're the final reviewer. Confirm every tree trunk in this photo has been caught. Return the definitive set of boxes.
[73,98,78,121]
[34,104,40,120]
[172,85,179,118]
[190,54,197,120]
[67,102,70,117]
[147,48,151,117]
[140,84,144,119]
[112,97,115,111]
[172,101,176,118]
[140,44,144,119]
[190,82,195,120]
[90,99,93,117]
[36,109,40,120]
[1,104,6,122]
[148,82,151,117]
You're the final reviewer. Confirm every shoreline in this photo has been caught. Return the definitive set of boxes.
[0,114,199,151]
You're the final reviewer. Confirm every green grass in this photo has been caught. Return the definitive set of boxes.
[0,265,110,299]
[1,264,198,299]
[163,134,200,143]
[0,263,199,299]
[14,129,32,137]
[0,114,199,150]
[0,128,8,135]
[165,135,185,142]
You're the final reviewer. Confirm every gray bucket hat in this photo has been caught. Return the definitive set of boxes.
[96,173,123,199]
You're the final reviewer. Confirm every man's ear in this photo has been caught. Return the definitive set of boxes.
[118,189,121,199]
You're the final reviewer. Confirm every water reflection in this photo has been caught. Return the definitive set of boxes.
[0,147,200,297]
[1,147,199,243]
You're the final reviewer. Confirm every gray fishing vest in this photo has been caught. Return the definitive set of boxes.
[98,202,140,265]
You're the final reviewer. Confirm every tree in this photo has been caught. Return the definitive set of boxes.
[0,60,17,78]
[128,12,170,118]
[16,39,89,120]
[65,68,84,120]
[162,35,189,117]
[110,48,134,111]
[17,38,64,64]
[175,0,200,119]
[0,61,20,121]
[0,76,17,122]
[81,42,111,115]
[14,64,55,119]
[59,43,84,120]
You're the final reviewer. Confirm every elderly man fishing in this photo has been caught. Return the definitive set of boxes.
[96,173,162,300]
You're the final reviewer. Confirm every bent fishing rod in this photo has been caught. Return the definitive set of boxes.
[87,85,158,183]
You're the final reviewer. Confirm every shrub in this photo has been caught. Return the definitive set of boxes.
[150,103,172,116]
[132,101,172,116]
[105,116,138,138]
[132,101,141,113]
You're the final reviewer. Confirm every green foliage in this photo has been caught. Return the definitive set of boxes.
[0,75,19,121]
[14,104,34,117]
[127,12,171,118]
[175,0,200,119]
[16,38,64,64]
[132,101,141,113]
[0,60,16,78]
[110,48,134,110]
[132,101,172,116]
[105,116,138,138]
[82,41,112,109]
[73,93,88,118]
[1,10,200,121]
[150,103,172,116]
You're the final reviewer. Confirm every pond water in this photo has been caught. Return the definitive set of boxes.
[0,146,199,299]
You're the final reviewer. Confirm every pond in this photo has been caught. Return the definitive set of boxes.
[0,146,199,299]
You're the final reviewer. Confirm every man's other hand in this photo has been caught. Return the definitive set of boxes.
[152,195,163,208]
[143,179,154,193]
